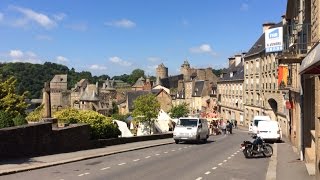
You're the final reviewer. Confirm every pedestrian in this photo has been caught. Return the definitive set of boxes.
[221,121,227,135]
[234,120,238,129]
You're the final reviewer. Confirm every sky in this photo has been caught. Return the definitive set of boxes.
[0,0,287,77]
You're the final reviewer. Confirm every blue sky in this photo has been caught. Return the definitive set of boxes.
[0,0,287,77]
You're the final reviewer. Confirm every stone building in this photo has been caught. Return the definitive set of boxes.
[218,54,244,125]
[49,75,115,116]
[156,61,218,116]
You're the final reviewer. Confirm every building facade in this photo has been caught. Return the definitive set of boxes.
[218,54,244,125]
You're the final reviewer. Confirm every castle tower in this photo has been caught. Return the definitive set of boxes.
[181,60,191,81]
[156,63,168,85]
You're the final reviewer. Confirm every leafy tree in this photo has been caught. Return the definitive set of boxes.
[212,68,224,77]
[0,76,29,117]
[112,74,130,83]
[128,69,145,85]
[0,110,14,129]
[132,94,160,134]
[169,103,189,118]
[26,104,44,122]
[12,114,28,126]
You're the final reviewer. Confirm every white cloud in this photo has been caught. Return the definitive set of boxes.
[53,13,66,21]
[56,56,68,64]
[35,34,52,41]
[9,50,24,58]
[147,57,161,62]
[66,23,88,31]
[11,5,56,29]
[6,49,42,63]
[0,12,3,21]
[240,3,249,11]
[105,19,136,28]
[190,44,217,55]
[89,64,107,70]
[109,56,132,66]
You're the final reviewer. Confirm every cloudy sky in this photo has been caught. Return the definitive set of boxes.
[0,0,286,77]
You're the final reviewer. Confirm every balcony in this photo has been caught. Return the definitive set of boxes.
[278,23,311,64]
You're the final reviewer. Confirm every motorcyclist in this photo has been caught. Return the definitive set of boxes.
[251,134,263,152]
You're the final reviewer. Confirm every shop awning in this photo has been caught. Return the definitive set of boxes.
[300,43,320,74]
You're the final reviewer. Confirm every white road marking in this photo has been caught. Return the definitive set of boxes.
[234,152,237,155]
[237,150,240,153]
[223,160,227,162]
[189,145,192,147]
[133,159,140,162]
[78,174,84,177]
[205,171,211,175]
[212,167,217,170]
[184,146,188,148]
[228,157,231,159]
[231,155,234,157]
[100,167,110,170]
[178,148,182,150]
[155,154,160,156]
[195,177,203,180]
[118,163,126,166]
[145,156,151,159]
[84,172,90,175]
[164,152,168,154]
[171,149,176,151]
[218,163,223,166]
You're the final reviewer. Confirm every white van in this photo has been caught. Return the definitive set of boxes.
[249,116,271,134]
[257,121,282,142]
[173,117,209,144]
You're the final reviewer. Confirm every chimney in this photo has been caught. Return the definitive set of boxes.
[228,56,235,67]
[281,15,286,25]
[263,22,276,33]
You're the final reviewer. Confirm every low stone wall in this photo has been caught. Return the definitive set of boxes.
[0,122,173,158]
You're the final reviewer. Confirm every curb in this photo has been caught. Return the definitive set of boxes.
[266,143,277,180]
[0,141,174,176]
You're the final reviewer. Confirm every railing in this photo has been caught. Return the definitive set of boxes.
[282,23,311,55]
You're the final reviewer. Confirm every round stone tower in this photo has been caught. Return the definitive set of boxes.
[156,63,168,79]
[181,60,191,81]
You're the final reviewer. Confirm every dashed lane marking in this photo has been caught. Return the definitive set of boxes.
[84,172,90,175]
[223,160,227,162]
[205,171,211,175]
[100,167,110,170]
[228,157,231,159]
[155,154,160,156]
[164,152,168,154]
[78,174,84,177]
[178,148,182,150]
[171,149,176,151]
[118,163,126,166]
[145,156,151,159]
[133,159,140,162]
[184,146,188,148]
[218,163,223,166]
[212,167,217,170]
[195,177,203,180]
[231,155,234,157]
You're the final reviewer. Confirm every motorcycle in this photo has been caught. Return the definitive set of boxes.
[241,136,273,158]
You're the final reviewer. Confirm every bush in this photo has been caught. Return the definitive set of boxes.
[54,108,121,139]
[12,114,28,126]
[26,104,44,122]
[0,110,14,129]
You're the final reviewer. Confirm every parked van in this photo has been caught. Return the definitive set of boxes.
[173,117,209,144]
[249,116,271,134]
[257,120,282,142]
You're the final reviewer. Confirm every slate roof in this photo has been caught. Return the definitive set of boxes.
[218,63,244,82]
[245,22,282,58]
[132,77,145,88]
[160,74,184,89]
[50,74,67,83]
[192,80,205,97]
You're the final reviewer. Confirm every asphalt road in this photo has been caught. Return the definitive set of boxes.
[1,129,270,180]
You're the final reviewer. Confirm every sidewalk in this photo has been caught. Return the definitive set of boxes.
[0,138,173,176]
[235,127,315,180]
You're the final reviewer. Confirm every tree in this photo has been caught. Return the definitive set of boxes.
[132,94,160,134]
[128,69,145,84]
[0,76,29,117]
[169,103,189,118]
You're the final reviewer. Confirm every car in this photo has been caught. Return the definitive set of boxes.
[173,117,209,144]
[249,115,271,134]
[257,120,282,142]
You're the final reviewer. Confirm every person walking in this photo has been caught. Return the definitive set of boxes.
[221,121,227,135]
[234,120,238,129]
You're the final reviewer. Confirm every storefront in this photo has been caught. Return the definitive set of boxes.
[300,43,320,177]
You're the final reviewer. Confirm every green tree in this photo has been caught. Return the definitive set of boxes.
[128,69,145,84]
[0,110,14,129]
[169,103,189,118]
[0,77,29,117]
[132,94,160,134]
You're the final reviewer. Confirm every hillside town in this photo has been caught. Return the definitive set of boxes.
[0,0,320,179]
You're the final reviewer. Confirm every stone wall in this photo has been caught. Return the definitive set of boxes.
[0,122,91,158]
